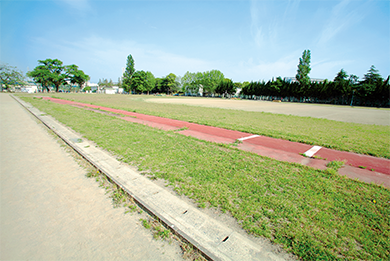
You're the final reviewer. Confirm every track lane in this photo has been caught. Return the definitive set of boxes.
[40,97,390,180]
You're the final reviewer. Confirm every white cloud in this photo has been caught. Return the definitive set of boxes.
[250,0,264,48]
[30,35,214,82]
[282,0,301,23]
[231,53,300,82]
[249,0,302,49]
[311,59,354,80]
[317,0,365,46]
[58,0,90,11]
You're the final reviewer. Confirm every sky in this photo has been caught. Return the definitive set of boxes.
[1,0,389,83]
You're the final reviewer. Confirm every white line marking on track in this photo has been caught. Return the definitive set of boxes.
[238,135,260,141]
[304,146,322,157]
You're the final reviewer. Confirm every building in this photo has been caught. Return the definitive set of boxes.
[103,86,124,94]
[284,77,325,83]
[104,87,116,94]
[20,85,38,93]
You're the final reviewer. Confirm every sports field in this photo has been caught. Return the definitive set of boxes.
[17,93,390,260]
[147,97,390,126]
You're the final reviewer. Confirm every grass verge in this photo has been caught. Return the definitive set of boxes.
[25,93,390,159]
[22,96,390,260]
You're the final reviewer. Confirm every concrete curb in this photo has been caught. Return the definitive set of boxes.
[12,95,288,261]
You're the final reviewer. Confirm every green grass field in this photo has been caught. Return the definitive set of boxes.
[20,95,389,260]
[34,93,390,159]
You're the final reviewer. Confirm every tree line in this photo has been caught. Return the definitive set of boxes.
[121,54,183,95]
[121,54,237,96]
[0,59,90,92]
[2,51,389,107]
[240,65,389,107]
[27,59,90,92]
[121,51,389,107]
[240,50,389,107]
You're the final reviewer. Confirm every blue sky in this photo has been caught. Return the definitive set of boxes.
[1,0,389,83]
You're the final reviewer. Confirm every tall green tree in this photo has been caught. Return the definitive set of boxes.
[122,54,135,93]
[65,64,90,91]
[215,78,236,96]
[130,70,147,93]
[161,73,178,94]
[181,71,194,93]
[41,59,66,92]
[348,74,359,85]
[199,70,224,95]
[153,77,163,93]
[333,69,348,83]
[333,69,350,97]
[360,65,387,105]
[0,64,25,91]
[296,50,311,87]
[182,70,224,95]
[175,75,183,92]
[182,71,203,94]
[234,82,243,90]
[357,65,383,99]
[145,71,156,95]
[28,59,66,92]
[27,65,50,92]
[362,65,383,84]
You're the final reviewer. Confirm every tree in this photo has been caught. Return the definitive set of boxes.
[65,64,90,91]
[153,77,163,93]
[130,70,147,93]
[98,78,108,88]
[175,75,183,92]
[334,69,348,83]
[234,82,242,91]
[28,59,66,92]
[28,59,89,93]
[181,70,224,95]
[40,59,66,92]
[333,69,350,97]
[215,78,236,96]
[145,71,156,95]
[357,65,383,99]
[296,50,311,87]
[0,64,25,91]
[348,74,359,85]
[161,73,178,94]
[27,65,51,92]
[182,71,200,94]
[199,70,224,95]
[362,65,383,84]
[117,77,122,88]
[122,54,135,93]
[83,86,91,92]
[108,79,114,87]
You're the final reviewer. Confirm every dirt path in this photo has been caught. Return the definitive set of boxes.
[147,97,390,126]
[0,94,183,260]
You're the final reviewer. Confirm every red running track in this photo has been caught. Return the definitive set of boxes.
[41,97,390,186]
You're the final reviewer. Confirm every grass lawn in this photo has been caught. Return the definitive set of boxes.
[20,95,389,260]
[33,93,390,159]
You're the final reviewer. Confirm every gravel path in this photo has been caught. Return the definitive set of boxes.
[0,93,183,261]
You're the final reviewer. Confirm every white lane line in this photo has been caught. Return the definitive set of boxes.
[304,146,322,157]
[238,135,260,141]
